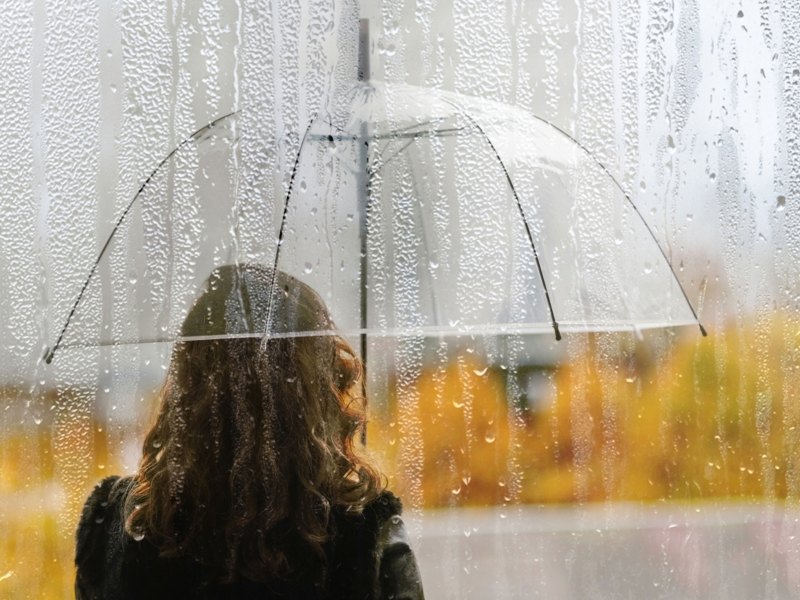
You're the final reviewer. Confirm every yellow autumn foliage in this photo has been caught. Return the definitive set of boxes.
[373,314,800,506]
[369,355,519,508]
[0,388,131,599]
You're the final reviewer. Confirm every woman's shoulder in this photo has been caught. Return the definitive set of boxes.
[330,489,404,544]
[365,491,425,599]
[76,475,153,600]
[324,490,409,597]
[80,474,131,510]
[363,489,403,523]
[79,475,131,514]
[76,475,211,599]
[75,475,131,562]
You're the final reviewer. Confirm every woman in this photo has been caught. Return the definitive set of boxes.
[75,264,424,599]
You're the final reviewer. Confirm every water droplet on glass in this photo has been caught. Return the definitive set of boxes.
[777,195,786,210]
[304,262,313,274]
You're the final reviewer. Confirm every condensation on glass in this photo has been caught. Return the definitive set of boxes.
[0,0,798,598]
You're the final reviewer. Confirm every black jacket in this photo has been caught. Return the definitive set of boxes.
[75,476,425,599]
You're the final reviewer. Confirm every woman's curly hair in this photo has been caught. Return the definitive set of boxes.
[123,265,382,582]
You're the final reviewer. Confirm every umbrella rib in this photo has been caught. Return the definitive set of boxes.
[444,102,562,341]
[308,126,463,143]
[369,127,469,177]
[265,113,319,340]
[369,126,463,142]
[44,111,239,364]
[310,114,446,139]
[524,114,707,337]
[368,137,416,178]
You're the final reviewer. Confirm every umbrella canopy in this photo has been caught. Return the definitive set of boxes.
[44,81,703,363]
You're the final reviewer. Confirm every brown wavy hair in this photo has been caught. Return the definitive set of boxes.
[123,265,382,582]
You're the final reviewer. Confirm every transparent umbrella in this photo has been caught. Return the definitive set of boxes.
[43,75,705,364]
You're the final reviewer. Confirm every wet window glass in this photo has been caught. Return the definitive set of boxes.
[1,1,797,598]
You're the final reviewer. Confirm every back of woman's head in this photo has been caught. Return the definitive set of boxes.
[125,264,382,581]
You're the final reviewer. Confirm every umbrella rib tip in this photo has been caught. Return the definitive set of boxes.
[553,322,562,341]
[699,323,708,337]
[43,346,55,364]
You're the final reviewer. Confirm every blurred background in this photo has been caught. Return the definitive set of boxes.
[1,0,799,598]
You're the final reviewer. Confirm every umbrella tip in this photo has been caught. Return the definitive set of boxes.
[43,347,55,364]
[699,323,708,337]
[553,322,562,341]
